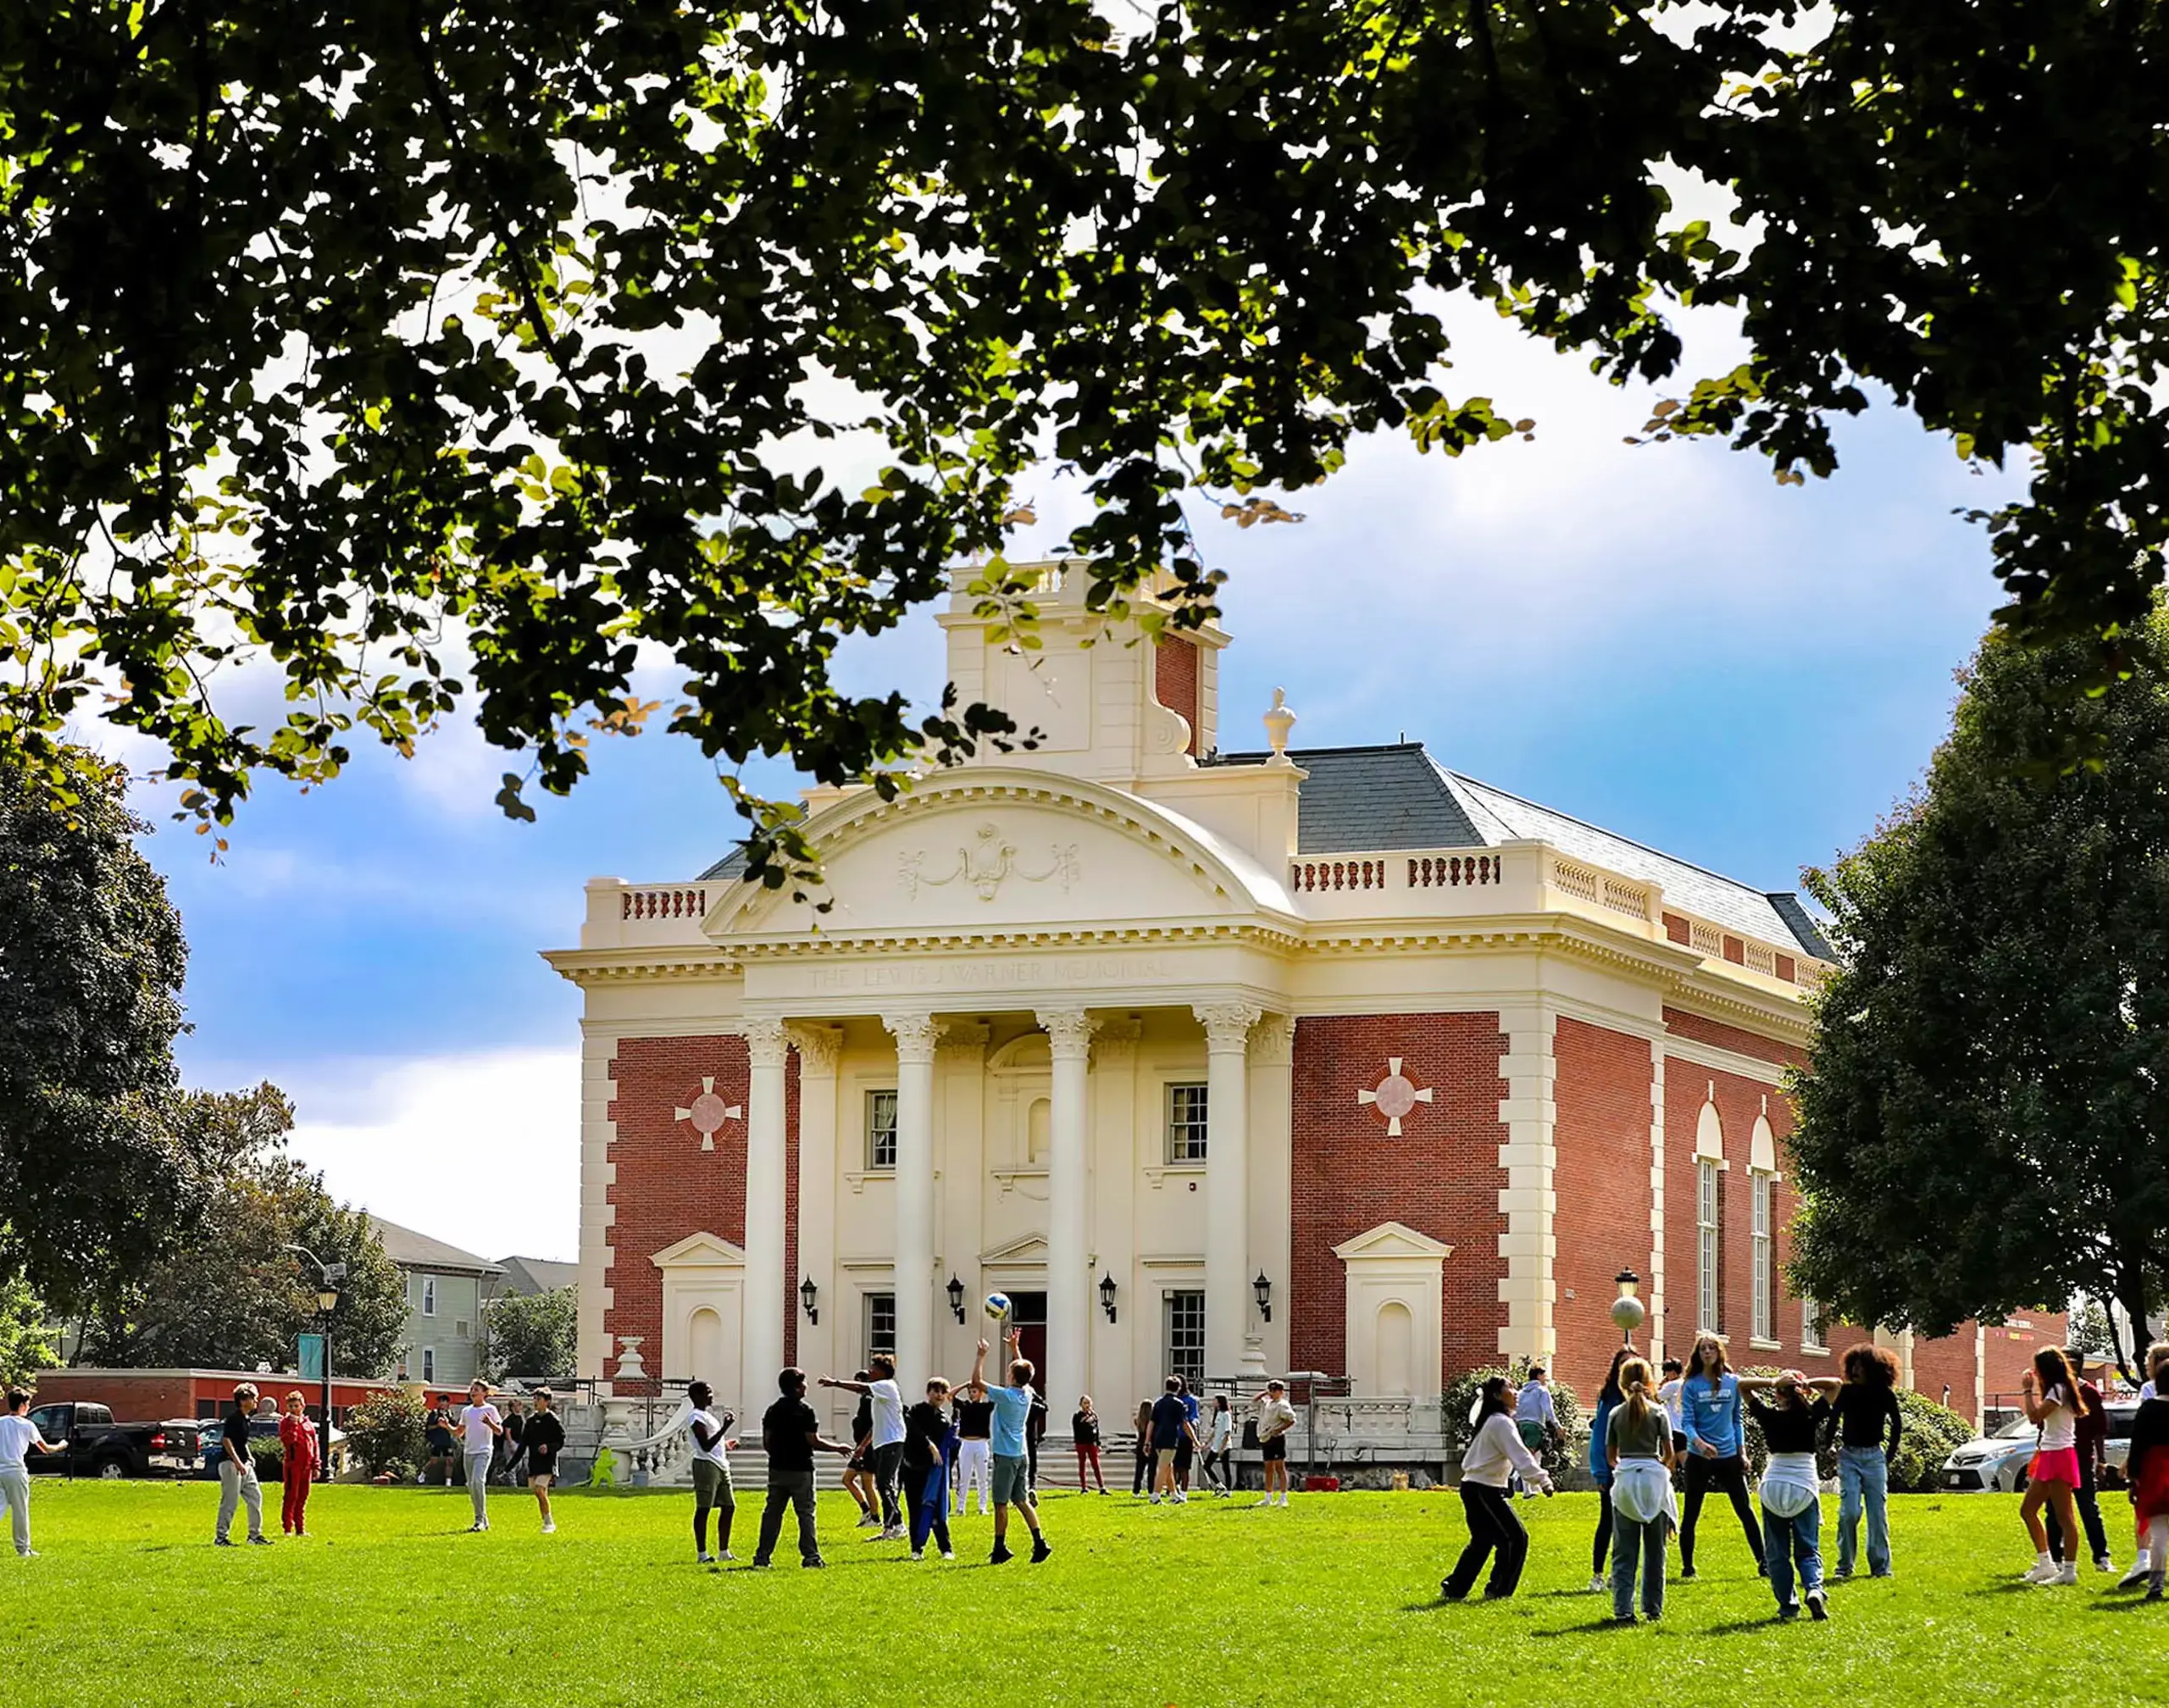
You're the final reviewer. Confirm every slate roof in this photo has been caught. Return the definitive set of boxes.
[1212,744,1486,853]
[367,1215,502,1277]
[494,1256,577,1297]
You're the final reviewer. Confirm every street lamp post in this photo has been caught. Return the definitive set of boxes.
[284,1245,346,1483]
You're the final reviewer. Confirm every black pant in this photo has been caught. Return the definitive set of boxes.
[752,1469,821,1566]
[1681,1453,1765,1572]
[1592,1479,1615,1575]
[1203,1448,1234,1490]
[2046,1460,2110,1564]
[871,1441,904,1529]
[1134,1445,1152,1494]
[1444,1483,1529,1599]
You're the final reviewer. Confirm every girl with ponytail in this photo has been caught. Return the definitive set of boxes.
[2018,1345,2090,1585]
[1605,1356,1678,1623]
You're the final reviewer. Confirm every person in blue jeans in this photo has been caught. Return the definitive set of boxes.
[1605,1357,1680,1623]
[1586,1348,1634,1591]
[1825,1342,1901,1580]
[1678,1334,1767,1579]
[1744,1372,1840,1619]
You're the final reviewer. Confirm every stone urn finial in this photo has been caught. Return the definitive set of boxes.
[1263,687,1297,763]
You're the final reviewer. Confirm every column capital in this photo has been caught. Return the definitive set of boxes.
[743,1016,792,1069]
[882,1012,946,1064]
[1193,1001,1262,1051]
[786,1023,843,1078]
[935,1020,992,1062]
[1250,1012,1293,1067]
[1034,1008,1099,1062]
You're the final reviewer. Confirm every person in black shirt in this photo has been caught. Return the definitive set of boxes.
[954,1384,995,1516]
[521,1389,569,1534]
[902,1378,957,1561]
[1073,1396,1107,1493]
[1825,1342,1902,1580]
[752,1367,852,1568]
[214,1383,269,1546]
[499,1400,528,1484]
[1743,1372,1839,1620]
[841,1371,877,1528]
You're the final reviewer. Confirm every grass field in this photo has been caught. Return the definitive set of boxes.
[8,1481,2169,1705]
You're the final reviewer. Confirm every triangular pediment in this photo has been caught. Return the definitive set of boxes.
[979,1232,1049,1266]
[651,1230,746,1269]
[1332,1221,1454,1262]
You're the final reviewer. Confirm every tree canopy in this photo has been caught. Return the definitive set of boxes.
[0,746,197,1304]
[1786,603,2169,1380]
[485,1285,578,1383]
[4,3,2166,868]
[78,1084,411,1378]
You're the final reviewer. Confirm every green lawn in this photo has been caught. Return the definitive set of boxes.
[8,1481,2168,1704]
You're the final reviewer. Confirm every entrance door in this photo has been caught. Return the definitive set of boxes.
[1008,1290,1048,1395]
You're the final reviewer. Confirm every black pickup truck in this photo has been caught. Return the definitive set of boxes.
[25,1400,201,1479]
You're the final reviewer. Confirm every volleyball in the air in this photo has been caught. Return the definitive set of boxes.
[984,1290,1012,1320]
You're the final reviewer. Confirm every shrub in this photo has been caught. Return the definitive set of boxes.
[1442,1358,1583,1480]
[249,1437,285,1482]
[345,1389,426,1478]
[1734,1368,1976,1492]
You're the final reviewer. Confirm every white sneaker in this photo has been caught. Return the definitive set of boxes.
[697,1552,716,1564]
[468,1522,487,1534]
[2094,1555,2115,1573]
[718,1550,735,1561]
[1589,1574,1607,1593]
[2050,1562,2078,1585]
[2120,1556,2154,1589]
[541,1521,556,1535]
[2022,1560,2058,1583]
[1277,1495,1290,1507]
[1171,1491,1188,1504]
[909,1550,924,1561]
[857,1512,880,1528]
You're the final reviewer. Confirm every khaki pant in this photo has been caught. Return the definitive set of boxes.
[0,1467,31,1555]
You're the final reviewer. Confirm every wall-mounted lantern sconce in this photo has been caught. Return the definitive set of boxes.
[946,1274,967,1324]
[1253,1271,1273,1323]
[1099,1273,1118,1324]
[799,1277,819,1326]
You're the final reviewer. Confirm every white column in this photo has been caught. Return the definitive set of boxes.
[1495,1003,1557,1361]
[741,1018,790,1407]
[788,1025,842,1393]
[885,1012,944,1385]
[1036,1008,1097,1406]
[1195,1001,1260,1378]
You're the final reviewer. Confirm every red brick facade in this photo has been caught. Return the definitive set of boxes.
[1662,1006,1806,1069]
[1552,1019,1656,1399]
[603,1034,801,1393]
[1153,635,1201,757]
[1290,1012,1508,1384]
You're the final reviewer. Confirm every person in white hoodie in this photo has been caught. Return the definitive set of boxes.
[1442,1375,1554,1601]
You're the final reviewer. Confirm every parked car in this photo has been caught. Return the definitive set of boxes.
[1941,1403,2140,1492]
[197,1414,348,1478]
[23,1401,201,1479]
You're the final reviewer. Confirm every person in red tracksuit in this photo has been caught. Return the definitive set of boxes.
[279,1391,319,1536]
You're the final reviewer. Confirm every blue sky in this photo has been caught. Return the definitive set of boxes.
[107,302,2022,1262]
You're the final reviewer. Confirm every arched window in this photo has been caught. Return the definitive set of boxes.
[1695,1096,1724,1334]
[1750,1112,1778,1343]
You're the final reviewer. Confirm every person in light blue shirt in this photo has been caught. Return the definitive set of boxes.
[966,1332,1051,1567]
[1585,1348,1634,1590]
[1677,1334,1767,1580]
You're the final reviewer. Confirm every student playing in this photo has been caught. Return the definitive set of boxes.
[0,1388,64,1557]
[1201,1395,1236,1497]
[840,1371,878,1528]
[1657,1357,1687,1462]
[1149,1376,1193,1505]
[1605,1356,1680,1624]
[1512,1365,1562,1497]
[819,1356,907,1539]
[2124,1344,2169,1589]
[1251,1379,1297,1507]
[459,1380,504,1533]
[1825,1343,1901,1581]
[968,1332,1051,1563]
[500,1399,528,1484]
[214,1384,270,1546]
[953,1380,995,1517]
[522,1388,567,1534]
[1173,1375,1200,1495]
[278,1392,319,1537]
[686,1380,737,1562]
[1025,1387,1049,1506]
[1442,1375,1552,1601]
[420,1395,455,1486]
[1130,1397,1155,1496]
[1072,1395,1107,1493]
[2045,1349,2114,1573]
[1586,1348,1634,1591]
[903,1378,958,1561]
[752,1367,854,1568]
[2124,1343,2169,1600]
[2017,1347,2089,1585]
[1678,1334,1767,1579]
[1743,1371,1840,1620]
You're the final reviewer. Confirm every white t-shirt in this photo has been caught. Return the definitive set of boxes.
[0,1414,42,1470]
[463,1402,502,1454]
[2038,1385,2077,1451]
[868,1379,906,1449]
[1658,1378,1684,1432]
[690,1408,729,1467]
[1208,1411,1236,1452]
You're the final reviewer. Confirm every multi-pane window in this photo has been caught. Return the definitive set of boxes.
[866,1089,898,1171]
[421,1347,435,1384]
[1696,1159,1720,1333]
[1801,1296,1827,1352]
[1164,1289,1206,1388]
[864,1292,896,1362]
[1167,1084,1210,1163]
[1751,1173,1774,1342]
[421,1276,436,1317]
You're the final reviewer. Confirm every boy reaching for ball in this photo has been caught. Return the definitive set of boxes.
[967,1331,1051,1565]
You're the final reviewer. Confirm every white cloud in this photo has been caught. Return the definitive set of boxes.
[282,1049,580,1262]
